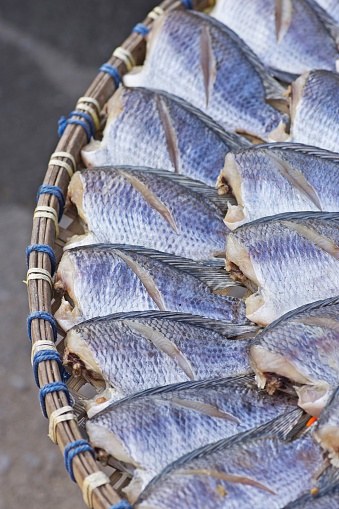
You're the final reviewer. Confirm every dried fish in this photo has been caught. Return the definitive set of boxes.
[124,10,287,141]
[81,87,249,187]
[217,143,339,230]
[315,386,339,466]
[225,212,339,325]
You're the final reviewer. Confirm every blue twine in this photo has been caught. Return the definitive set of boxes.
[33,350,63,388]
[39,381,71,418]
[26,244,56,275]
[182,0,193,8]
[99,64,121,89]
[132,23,150,37]
[70,110,96,138]
[58,115,92,143]
[62,370,71,384]
[64,440,95,482]
[37,185,65,221]
[108,502,133,509]
[27,311,57,343]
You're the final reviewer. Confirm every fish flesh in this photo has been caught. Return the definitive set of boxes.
[315,386,339,467]
[225,212,339,325]
[211,0,339,81]
[314,0,339,24]
[249,296,339,416]
[87,375,298,501]
[217,143,339,230]
[54,245,247,331]
[123,10,288,141]
[135,415,326,509]
[66,166,229,261]
[286,71,339,153]
[81,87,249,187]
[64,311,256,397]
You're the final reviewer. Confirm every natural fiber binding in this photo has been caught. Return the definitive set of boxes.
[148,6,165,19]
[31,340,56,362]
[76,100,101,132]
[112,47,136,72]
[77,96,101,114]
[26,267,53,288]
[34,206,59,236]
[49,406,77,444]
[49,151,76,177]
[82,472,111,508]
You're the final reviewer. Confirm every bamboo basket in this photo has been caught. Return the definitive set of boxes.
[26,1,215,508]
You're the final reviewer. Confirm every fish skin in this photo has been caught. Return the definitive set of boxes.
[249,296,339,416]
[218,143,339,230]
[123,10,287,141]
[135,429,325,509]
[81,87,249,188]
[283,485,339,508]
[315,386,339,467]
[289,71,339,153]
[67,167,228,261]
[54,245,248,331]
[64,313,255,398]
[225,212,339,326]
[211,0,338,79]
[87,376,298,500]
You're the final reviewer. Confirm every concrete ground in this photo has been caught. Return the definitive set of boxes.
[0,1,155,507]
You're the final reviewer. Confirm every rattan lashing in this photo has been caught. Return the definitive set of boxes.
[26,1,215,508]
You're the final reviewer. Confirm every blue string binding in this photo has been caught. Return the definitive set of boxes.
[26,244,56,275]
[182,0,193,8]
[39,381,71,418]
[33,350,63,388]
[27,311,57,343]
[132,23,150,37]
[99,64,121,89]
[108,501,133,509]
[64,440,95,482]
[58,113,92,142]
[37,185,65,221]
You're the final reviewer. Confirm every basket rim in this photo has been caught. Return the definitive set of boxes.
[26,1,214,508]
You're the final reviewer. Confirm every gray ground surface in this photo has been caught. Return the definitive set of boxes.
[0,1,155,507]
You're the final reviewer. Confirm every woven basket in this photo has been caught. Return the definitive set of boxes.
[26,1,215,508]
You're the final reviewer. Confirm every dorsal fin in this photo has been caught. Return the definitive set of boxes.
[251,294,339,337]
[236,211,339,230]
[200,24,217,107]
[79,310,258,337]
[253,142,339,163]
[142,87,251,150]
[275,0,293,44]
[191,11,286,100]
[156,95,181,174]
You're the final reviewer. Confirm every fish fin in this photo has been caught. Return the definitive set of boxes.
[236,211,339,230]
[108,245,239,291]
[256,142,339,163]
[305,0,339,45]
[138,407,303,498]
[175,468,276,494]
[191,11,286,101]
[170,397,240,424]
[118,169,179,233]
[252,294,339,337]
[266,151,322,210]
[275,0,293,44]
[149,88,251,150]
[124,319,195,380]
[200,24,217,108]
[120,165,235,213]
[84,310,258,337]
[156,96,181,174]
[115,248,167,311]
[268,67,299,84]
[282,221,339,260]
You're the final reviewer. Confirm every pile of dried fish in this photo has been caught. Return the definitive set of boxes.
[54,1,339,507]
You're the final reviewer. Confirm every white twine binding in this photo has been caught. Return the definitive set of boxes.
[48,406,77,444]
[112,47,135,72]
[49,151,76,178]
[82,471,111,508]
[148,6,165,19]
[31,340,56,364]
[34,206,59,236]
[26,268,53,288]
